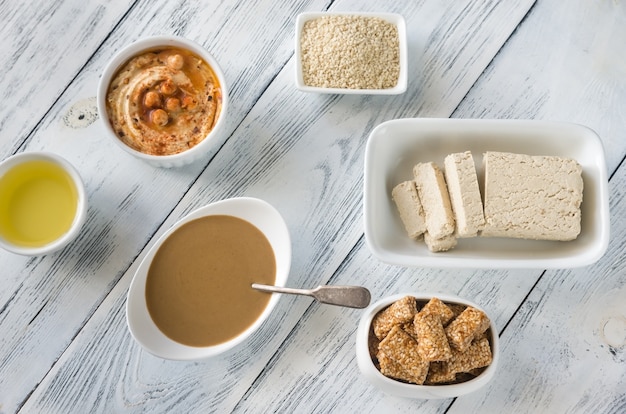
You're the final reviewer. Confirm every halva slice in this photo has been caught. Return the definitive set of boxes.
[391,181,426,239]
[443,151,485,237]
[424,231,457,253]
[413,162,456,240]
[482,151,583,240]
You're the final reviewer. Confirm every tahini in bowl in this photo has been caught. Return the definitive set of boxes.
[126,197,291,360]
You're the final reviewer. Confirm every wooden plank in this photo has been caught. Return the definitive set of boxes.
[453,0,626,172]
[446,0,626,411]
[0,0,328,411]
[450,165,626,413]
[16,0,535,412]
[233,241,537,413]
[0,0,134,159]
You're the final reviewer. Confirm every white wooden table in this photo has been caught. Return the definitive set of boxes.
[1,0,625,412]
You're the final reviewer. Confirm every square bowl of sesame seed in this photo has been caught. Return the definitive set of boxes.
[295,12,407,94]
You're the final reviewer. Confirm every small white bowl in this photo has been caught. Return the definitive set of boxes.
[0,152,87,256]
[356,292,499,399]
[126,197,291,360]
[295,12,407,94]
[97,36,228,168]
[364,118,610,268]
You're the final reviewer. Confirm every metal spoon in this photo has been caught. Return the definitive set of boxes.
[251,283,371,309]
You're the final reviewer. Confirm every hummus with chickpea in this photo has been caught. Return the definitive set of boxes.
[105,47,222,156]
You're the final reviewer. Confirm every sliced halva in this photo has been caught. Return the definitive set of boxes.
[391,181,426,239]
[413,162,456,240]
[481,151,583,240]
[444,151,485,237]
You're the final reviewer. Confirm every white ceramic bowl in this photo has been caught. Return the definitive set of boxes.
[97,35,228,168]
[364,118,610,268]
[126,197,291,360]
[356,292,499,399]
[294,12,407,94]
[0,152,87,256]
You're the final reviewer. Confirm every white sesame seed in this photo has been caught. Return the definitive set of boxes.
[300,15,400,89]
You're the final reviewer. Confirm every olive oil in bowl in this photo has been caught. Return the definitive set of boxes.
[0,152,86,255]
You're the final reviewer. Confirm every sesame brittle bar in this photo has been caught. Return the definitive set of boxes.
[445,306,490,352]
[378,326,429,385]
[372,296,417,340]
[414,311,452,362]
[420,297,455,326]
[425,337,493,384]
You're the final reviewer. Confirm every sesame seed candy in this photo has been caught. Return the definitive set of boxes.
[401,321,418,340]
[445,307,491,352]
[448,337,493,374]
[372,295,417,340]
[378,326,429,385]
[414,311,452,362]
[420,297,455,326]
[425,361,457,384]
[378,351,416,384]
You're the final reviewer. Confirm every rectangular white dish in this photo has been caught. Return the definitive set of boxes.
[363,118,610,268]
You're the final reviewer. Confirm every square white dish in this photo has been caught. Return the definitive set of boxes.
[363,118,610,268]
[294,12,407,95]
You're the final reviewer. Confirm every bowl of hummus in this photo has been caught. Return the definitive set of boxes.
[97,36,228,168]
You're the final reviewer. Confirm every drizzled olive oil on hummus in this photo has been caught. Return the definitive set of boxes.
[105,47,222,156]
[145,215,276,347]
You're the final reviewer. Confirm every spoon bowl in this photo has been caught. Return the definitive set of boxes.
[126,197,291,360]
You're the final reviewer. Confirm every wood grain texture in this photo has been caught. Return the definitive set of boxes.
[2,0,625,413]
[450,166,626,413]
[454,0,626,172]
[1,0,328,411]
[448,0,626,412]
[233,241,538,413]
[0,0,135,159]
[11,0,536,412]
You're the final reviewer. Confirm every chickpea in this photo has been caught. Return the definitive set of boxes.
[160,79,177,95]
[182,95,197,110]
[151,109,169,126]
[144,91,161,108]
[167,54,184,70]
[165,97,181,112]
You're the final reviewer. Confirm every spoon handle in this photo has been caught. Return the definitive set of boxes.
[251,283,314,298]
[251,283,371,309]
[311,285,371,309]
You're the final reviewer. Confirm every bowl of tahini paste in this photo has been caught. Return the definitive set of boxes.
[126,197,291,360]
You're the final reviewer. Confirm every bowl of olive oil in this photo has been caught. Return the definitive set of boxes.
[0,152,87,255]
